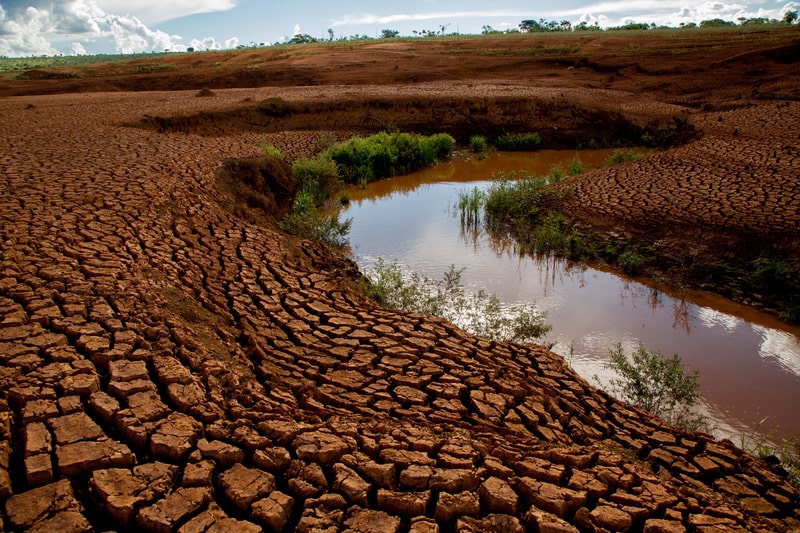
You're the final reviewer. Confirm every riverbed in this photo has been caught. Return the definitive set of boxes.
[340,149,800,444]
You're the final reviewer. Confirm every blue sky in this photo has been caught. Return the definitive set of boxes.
[1,0,797,57]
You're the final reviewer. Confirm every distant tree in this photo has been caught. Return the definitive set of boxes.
[327,28,335,41]
[700,18,735,27]
[560,20,573,31]
[482,25,500,34]
[739,17,774,25]
[519,19,542,32]
[610,22,651,30]
[783,10,798,24]
[575,21,600,31]
[380,29,400,38]
[288,34,318,44]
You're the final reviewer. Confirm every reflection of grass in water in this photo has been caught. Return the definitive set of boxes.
[364,258,551,343]
[455,187,485,228]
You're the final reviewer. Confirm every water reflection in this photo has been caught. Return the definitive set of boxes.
[342,150,800,442]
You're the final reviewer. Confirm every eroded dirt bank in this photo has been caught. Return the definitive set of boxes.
[1,29,799,532]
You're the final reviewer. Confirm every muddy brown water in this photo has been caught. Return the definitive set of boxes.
[341,149,800,444]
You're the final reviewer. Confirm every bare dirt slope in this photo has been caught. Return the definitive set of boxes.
[1,28,799,532]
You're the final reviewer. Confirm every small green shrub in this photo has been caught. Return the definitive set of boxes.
[494,132,542,151]
[470,135,488,153]
[607,148,642,164]
[619,250,647,275]
[751,257,787,293]
[530,213,572,254]
[260,142,284,159]
[546,164,567,184]
[604,343,706,432]
[484,174,564,232]
[281,152,350,246]
[327,131,455,184]
[568,155,584,176]
[364,259,550,343]
[780,297,799,324]
[640,132,655,146]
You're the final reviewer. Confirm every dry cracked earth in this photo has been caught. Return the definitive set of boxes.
[1,81,799,533]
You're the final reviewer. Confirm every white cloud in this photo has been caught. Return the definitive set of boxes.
[186,35,238,51]
[0,0,238,56]
[331,10,531,27]
[94,0,236,25]
[104,12,184,53]
[71,41,86,54]
[755,325,800,377]
[293,23,301,35]
[0,5,60,56]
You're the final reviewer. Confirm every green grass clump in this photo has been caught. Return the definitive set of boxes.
[281,158,351,247]
[494,132,542,151]
[568,155,584,176]
[327,131,455,184]
[469,135,489,153]
[260,143,284,159]
[456,187,485,228]
[484,173,565,233]
[292,154,341,205]
[743,431,800,490]
[619,249,647,275]
[607,148,643,164]
[280,151,350,246]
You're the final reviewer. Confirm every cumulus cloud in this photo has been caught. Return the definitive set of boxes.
[331,10,528,27]
[94,0,236,25]
[0,4,60,55]
[0,0,242,56]
[188,35,238,51]
[104,11,184,53]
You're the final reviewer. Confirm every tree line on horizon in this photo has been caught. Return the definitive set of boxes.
[286,11,798,44]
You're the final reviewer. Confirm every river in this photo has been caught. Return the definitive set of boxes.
[339,149,800,445]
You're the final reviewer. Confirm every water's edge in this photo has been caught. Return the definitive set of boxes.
[341,150,800,443]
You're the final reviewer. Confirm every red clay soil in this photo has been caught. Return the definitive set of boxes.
[1,27,799,532]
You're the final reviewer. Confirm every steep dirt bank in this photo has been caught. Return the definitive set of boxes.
[1,29,799,532]
[134,91,694,148]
